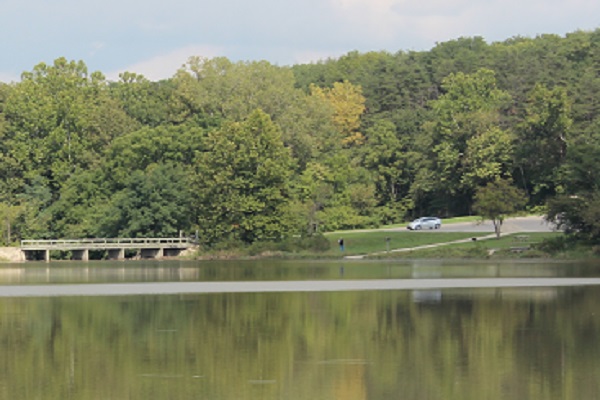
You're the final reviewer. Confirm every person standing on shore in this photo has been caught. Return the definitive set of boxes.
[338,238,345,252]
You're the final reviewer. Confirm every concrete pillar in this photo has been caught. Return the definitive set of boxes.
[164,248,182,257]
[108,249,125,260]
[141,248,163,259]
[72,249,89,261]
[45,250,50,263]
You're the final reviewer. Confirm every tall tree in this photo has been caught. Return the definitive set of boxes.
[413,68,514,215]
[110,72,174,127]
[547,142,600,239]
[194,110,293,245]
[514,84,572,203]
[310,80,366,146]
[171,57,300,124]
[362,119,416,222]
[95,163,195,238]
[3,58,138,192]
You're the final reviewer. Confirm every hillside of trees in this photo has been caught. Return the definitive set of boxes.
[1,29,599,247]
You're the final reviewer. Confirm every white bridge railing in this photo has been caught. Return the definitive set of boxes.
[21,238,195,251]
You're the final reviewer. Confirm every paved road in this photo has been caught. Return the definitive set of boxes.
[389,216,557,234]
[1,278,599,297]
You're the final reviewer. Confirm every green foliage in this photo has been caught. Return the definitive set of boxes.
[110,72,174,127]
[172,57,300,123]
[102,125,206,185]
[547,194,600,240]
[3,58,138,191]
[514,84,572,203]
[245,233,332,256]
[546,141,600,240]
[473,178,528,238]
[194,110,293,245]
[47,170,105,238]
[2,28,600,247]
[310,80,366,146]
[362,120,414,207]
[414,68,514,215]
[96,163,194,238]
[534,235,570,254]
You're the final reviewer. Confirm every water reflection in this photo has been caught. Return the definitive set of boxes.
[1,259,600,284]
[1,260,600,399]
[1,284,600,399]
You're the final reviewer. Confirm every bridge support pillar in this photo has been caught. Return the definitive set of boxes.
[140,248,164,259]
[45,250,50,263]
[72,249,89,261]
[108,249,125,260]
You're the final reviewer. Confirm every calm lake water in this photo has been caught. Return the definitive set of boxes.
[1,259,600,399]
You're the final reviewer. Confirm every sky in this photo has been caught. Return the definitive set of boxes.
[1,0,598,82]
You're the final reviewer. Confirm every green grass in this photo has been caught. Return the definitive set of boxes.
[322,231,490,256]
[372,232,564,259]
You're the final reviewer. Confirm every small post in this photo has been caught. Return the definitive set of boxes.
[386,237,390,253]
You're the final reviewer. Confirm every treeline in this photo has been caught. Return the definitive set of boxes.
[1,29,599,246]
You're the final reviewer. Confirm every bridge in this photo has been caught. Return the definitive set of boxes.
[20,238,197,262]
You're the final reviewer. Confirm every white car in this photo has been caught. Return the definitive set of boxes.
[407,217,442,230]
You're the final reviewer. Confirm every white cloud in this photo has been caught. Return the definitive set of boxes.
[327,0,600,50]
[329,0,402,40]
[106,45,225,81]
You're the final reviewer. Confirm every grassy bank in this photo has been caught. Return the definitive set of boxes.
[195,230,600,260]
[322,231,490,257]
[191,215,598,260]
[195,231,492,259]
[367,232,599,260]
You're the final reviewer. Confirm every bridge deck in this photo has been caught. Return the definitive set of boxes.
[21,238,195,251]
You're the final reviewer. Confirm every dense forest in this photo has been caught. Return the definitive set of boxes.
[1,29,599,247]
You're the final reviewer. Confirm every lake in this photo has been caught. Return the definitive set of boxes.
[1,259,600,399]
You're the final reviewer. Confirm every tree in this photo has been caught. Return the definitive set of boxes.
[3,58,138,193]
[473,178,528,238]
[101,125,206,186]
[514,84,572,203]
[275,92,336,172]
[95,163,195,238]
[361,119,415,222]
[194,110,293,245]
[110,72,174,127]
[546,142,600,239]
[310,80,366,146]
[414,68,514,215]
[171,57,300,124]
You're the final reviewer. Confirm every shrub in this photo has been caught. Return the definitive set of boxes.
[534,236,570,254]
[277,233,331,253]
